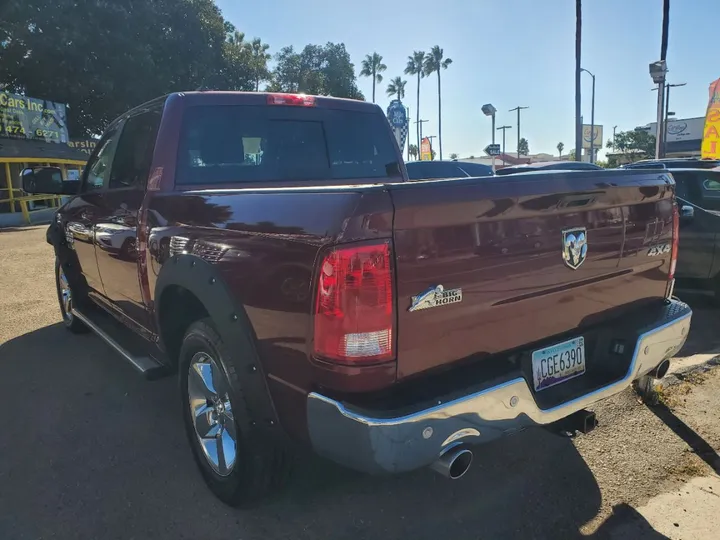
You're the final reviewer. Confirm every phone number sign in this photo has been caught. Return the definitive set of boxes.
[0,91,69,143]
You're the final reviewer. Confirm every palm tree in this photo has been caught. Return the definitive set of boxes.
[408,144,419,160]
[423,46,452,161]
[404,51,425,154]
[386,77,407,101]
[557,142,565,157]
[360,52,387,103]
[247,38,271,91]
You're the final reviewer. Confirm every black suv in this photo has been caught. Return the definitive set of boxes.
[664,165,720,297]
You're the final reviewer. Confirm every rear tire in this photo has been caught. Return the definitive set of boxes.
[179,318,292,506]
[55,258,88,334]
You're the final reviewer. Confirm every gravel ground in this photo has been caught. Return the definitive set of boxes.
[0,225,719,540]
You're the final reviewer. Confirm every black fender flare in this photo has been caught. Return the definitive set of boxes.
[46,220,89,298]
[154,254,280,436]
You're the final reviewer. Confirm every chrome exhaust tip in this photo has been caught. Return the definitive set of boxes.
[651,359,671,379]
[430,447,473,480]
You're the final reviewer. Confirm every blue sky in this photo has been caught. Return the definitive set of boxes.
[216,0,718,159]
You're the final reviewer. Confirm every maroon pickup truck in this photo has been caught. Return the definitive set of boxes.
[23,92,691,506]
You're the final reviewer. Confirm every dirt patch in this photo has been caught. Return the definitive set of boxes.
[573,369,720,534]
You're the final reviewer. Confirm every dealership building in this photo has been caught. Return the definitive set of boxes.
[636,116,705,157]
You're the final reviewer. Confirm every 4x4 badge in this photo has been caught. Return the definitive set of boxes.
[562,227,587,270]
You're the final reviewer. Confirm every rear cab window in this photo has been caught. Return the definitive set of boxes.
[175,104,400,185]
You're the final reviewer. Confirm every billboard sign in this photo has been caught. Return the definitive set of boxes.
[0,91,69,143]
[420,137,433,161]
[582,124,603,149]
[701,78,720,159]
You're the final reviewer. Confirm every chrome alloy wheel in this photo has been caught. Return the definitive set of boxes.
[188,352,237,476]
[58,267,72,319]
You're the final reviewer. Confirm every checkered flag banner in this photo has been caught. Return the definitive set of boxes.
[386,100,409,153]
[392,122,409,152]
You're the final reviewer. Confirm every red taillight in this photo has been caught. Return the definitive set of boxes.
[267,93,316,107]
[669,202,679,281]
[313,242,394,364]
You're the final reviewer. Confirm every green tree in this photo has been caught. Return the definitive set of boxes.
[269,43,363,99]
[518,137,530,156]
[360,52,387,103]
[557,142,565,157]
[423,46,452,161]
[386,77,407,101]
[1,0,240,136]
[246,38,271,91]
[449,153,459,160]
[404,50,426,155]
[222,30,255,92]
[408,144,419,160]
[606,130,656,163]
[568,149,577,161]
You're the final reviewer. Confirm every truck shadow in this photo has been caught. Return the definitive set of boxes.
[0,323,669,540]
[674,293,720,356]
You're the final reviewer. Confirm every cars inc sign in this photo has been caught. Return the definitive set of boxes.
[0,91,69,143]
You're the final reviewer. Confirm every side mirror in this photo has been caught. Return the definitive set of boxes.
[21,167,78,195]
[680,205,694,222]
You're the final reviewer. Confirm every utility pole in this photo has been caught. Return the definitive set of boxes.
[575,0,582,162]
[406,106,411,162]
[497,125,512,158]
[509,106,529,158]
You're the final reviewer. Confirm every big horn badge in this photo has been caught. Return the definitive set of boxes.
[386,99,408,152]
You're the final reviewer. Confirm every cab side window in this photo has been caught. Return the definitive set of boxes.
[109,110,161,190]
[83,127,121,192]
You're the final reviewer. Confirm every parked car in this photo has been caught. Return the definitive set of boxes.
[621,158,720,170]
[658,166,720,297]
[495,161,603,175]
[406,159,492,180]
[23,91,691,506]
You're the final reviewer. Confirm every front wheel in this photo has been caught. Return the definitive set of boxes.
[55,258,88,333]
[179,318,292,506]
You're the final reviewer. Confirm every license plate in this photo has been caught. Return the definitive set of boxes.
[532,337,585,391]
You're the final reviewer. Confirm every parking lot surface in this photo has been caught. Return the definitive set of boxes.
[1,226,719,540]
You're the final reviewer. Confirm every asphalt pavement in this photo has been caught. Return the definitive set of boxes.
[1,226,719,540]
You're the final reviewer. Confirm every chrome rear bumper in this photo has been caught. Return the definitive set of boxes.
[307,300,691,474]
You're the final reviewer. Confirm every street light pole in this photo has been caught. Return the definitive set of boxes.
[497,125,512,158]
[663,82,686,157]
[649,61,668,159]
[581,68,596,163]
[509,106,529,159]
[613,125,617,150]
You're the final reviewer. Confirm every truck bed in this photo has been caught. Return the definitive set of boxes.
[388,170,675,380]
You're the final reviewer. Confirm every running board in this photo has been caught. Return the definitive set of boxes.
[72,309,168,380]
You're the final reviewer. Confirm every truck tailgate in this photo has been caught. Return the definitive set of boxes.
[389,170,675,379]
